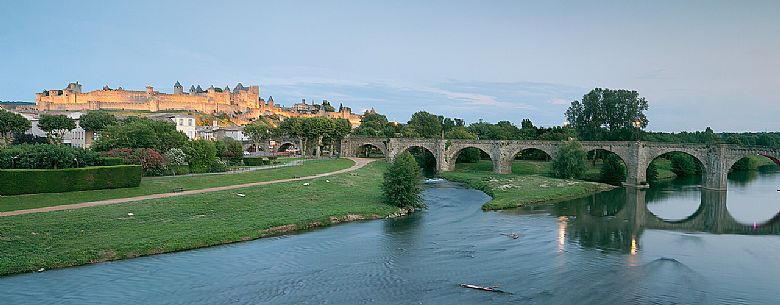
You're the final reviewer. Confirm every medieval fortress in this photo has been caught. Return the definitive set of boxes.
[35,82,364,125]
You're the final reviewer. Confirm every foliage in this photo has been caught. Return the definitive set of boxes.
[565,88,649,141]
[456,147,483,163]
[243,121,272,152]
[551,141,587,179]
[599,154,626,185]
[99,157,124,166]
[406,111,444,138]
[218,138,244,164]
[444,126,477,140]
[163,148,188,166]
[38,114,76,144]
[353,112,394,137]
[468,120,522,140]
[103,148,167,176]
[0,144,100,169]
[0,109,31,145]
[382,151,424,208]
[11,133,47,145]
[302,116,335,157]
[79,111,117,131]
[209,158,229,173]
[92,117,187,152]
[0,165,142,195]
[243,157,271,166]
[184,139,217,173]
[670,153,700,177]
[646,162,659,185]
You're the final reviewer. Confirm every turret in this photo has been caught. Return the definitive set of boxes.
[189,85,196,94]
[224,85,230,92]
[174,81,183,95]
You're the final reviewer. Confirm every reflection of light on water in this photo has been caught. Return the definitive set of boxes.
[630,235,637,256]
[558,216,568,252]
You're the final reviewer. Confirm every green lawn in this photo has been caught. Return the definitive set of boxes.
[0,158,354,212]
[0,161,399,276]
[448,160,615,210]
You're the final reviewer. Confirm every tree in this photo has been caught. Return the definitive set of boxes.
[0,109,30,145]
[327,118,352,156]
[79,111,117,146]
[670,153,700,177]
[353,111,389,137]
[600,154,626,185]
[565,88,649,141]
[382,151,425,209]
[38,114,76,144]
[91,117,187,152]
[407,111,443,138]
[277,117,306,156]
[551,141,587,179]
[184,139,217,173]
[444,126,477,140]
[646,162,659,185]
[303,117,334,157]
[243,121,271,153]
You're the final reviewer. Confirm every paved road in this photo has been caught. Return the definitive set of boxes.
[0,158,377,217]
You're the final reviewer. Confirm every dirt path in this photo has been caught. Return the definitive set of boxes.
[0,158,377,217]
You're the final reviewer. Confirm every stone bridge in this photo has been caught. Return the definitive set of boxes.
[341,137,780,190]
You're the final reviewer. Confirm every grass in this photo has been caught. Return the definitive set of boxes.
[0,158,354,212]
[447,160,616,210]
[0,161,400,276]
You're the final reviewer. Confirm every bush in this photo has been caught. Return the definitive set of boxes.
[163,148,188,167]
[184,139,217,173]
[209,159,229,173]
[731,157,757,171]
[382,151,425,209]
[599,154,626,185]
[551,141,586,179]
[670,153,700,177]
[0,144,100,169]
[217,138,244,165]
[243,157,267,166]
[103,148,166,176]
[0,165,142,195]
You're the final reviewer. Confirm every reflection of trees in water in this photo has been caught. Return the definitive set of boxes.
[552,189,639,254]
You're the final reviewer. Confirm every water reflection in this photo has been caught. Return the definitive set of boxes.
[544,183,780,254]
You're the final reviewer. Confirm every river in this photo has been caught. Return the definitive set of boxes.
[1,170,779,304]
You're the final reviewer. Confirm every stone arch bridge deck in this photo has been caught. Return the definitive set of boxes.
[341,137,780,191]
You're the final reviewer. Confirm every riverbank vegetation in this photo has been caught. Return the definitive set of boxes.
[0,158,353,212]
[0,161,399,276]
[382,151,424,209]
[441,170,615,210]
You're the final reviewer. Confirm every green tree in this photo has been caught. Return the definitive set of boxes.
[551,141,587,179]
[444,126,477,140]
[38,114,76,144]
[382,151,425,209]
[646,162,659,185]
[353,111,390,137]
[91,117,187,152]
[407,111,443,138]
[670,153,700,177]
[565,88,649,141]
[184,139,217,173]
[243,121,272,152]
[0,109,31,145]
[277,117,306,156]
[327,118,352,156]
[79,111,117,146]
[600,154,626,185]
[303,117,335,157]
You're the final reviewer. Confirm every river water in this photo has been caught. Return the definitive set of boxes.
[1,170,779,304]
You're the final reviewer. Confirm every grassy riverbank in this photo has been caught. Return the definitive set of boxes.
[0,158,353,212]
[0,161,400,276]
[446,160,616,210]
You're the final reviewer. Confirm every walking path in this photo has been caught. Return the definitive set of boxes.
[0,158,377,217]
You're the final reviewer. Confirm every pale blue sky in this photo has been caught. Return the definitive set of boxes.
[1,0,778,131]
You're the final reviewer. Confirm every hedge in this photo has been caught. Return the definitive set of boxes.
[243,157,271,166]
[0,165,142,195]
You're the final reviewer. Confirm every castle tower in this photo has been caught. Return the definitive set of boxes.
[189,85,196,94]
[224,85,230,92]
[174,81,183,95]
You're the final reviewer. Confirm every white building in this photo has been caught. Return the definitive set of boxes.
[16,111,87,148]
[169,115,197,140]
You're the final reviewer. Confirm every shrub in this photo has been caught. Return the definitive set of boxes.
[243,157,267,166]
[209,159,229,173]
[670,153,700,177]
[103,148,166,176]
[184,139,217,173]
[164,148,188,167]
[0,165,142,195]
[731,157,757,171]
[0,144,100,169]
[600,154,626,185]
[218,138,244,165]
[382,151,424,209]
[551,141,586,179]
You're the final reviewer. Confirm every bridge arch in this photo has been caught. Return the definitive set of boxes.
[500,142,561,175]
[356,143,386,158]
[277,142,297,152]
[445,141,499,172]
[447,145,496,172]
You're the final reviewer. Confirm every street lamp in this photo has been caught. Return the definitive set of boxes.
[632,119,642,141]
[74,158,79,168]
[11,156,18,169]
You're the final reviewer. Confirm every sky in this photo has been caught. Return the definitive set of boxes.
[1,0,778,132]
